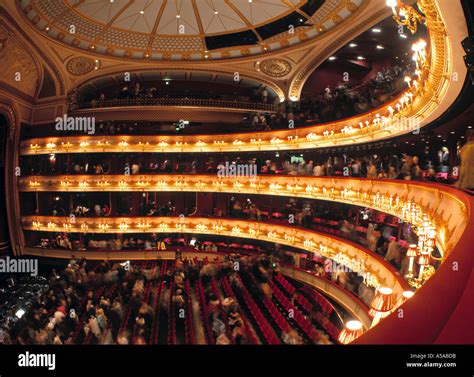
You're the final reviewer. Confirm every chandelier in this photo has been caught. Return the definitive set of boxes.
[386,0,426,34]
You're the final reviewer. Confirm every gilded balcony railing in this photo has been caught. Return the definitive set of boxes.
[74,97,278,112]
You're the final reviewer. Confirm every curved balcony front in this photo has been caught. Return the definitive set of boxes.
[19,175,469,260]
[65,99,277,124]
[74,97,278,112]
[20,0,467,155]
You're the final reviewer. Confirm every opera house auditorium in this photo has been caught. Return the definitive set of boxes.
[0,0,473,352]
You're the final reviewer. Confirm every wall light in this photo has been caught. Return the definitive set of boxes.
[338,320,364,344]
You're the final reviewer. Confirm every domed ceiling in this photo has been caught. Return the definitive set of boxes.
[19,0,365,60]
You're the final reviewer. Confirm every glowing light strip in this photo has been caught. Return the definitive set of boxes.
[19,175,464,264]
[22,215,408,294]
[19,93,418,155]
[19,23,448,157]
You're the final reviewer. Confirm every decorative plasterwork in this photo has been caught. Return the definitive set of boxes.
[259,58,292,77]
[0,22,39,97]
[18,0,366,61]
[18,0,456,154]
[288,6,388,100]
[18,175,469,263]
[65,56,96,76]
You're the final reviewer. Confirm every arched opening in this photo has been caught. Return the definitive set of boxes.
[69,69,284,111]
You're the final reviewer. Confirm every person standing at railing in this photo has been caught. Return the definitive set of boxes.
[261,87,268,103]
[456,130,474,190]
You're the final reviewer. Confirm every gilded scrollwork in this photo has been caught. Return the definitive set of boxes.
[66,56,95,76]
[0,24,39,97]
[259,58,292,77]
[19,0,366,61]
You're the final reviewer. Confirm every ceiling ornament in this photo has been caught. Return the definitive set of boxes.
[259,59,292,78]
[66,56,95,76]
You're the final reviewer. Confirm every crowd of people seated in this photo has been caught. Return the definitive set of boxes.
[30,193,423,300]
[24,148,456,185]
[71,82,272,111]
[67,62,412,131]
[277,154,441,181]
[50,200,178,219]
[2,253,342,345]
[251,63,411,130]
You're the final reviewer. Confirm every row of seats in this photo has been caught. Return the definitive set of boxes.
[262,296,291,333]
[143,280,154,304]
[301,285,335,317]
[184,280,196,344]
[118,261,149,335]
[83,285,108,345]
[295,293,313,313]
[149,280,166,345]
[313,311,341,340]
[71,291,95,343]
[167,282,176,345]
[274,274,296,296]
[219,277,259,345]
[241,270,292,336]
[195,279,214,344]
[268,279,320,344]
[210,278,234,344]
[233,275,280,345]
[288,282,342,342]
[70,261,118,343]
[149,260,166,344]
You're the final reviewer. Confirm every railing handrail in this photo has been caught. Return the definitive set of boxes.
[21,214,410,292]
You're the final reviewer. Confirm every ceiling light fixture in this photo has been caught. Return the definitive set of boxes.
[372,28,382,33]
[349,43,357,47]
[400,33,408,39]
[329,56,337,61]
[357,56,365,60]
[376,45,384,49]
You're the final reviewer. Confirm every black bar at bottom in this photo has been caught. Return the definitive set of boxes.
[0,345,472,377]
